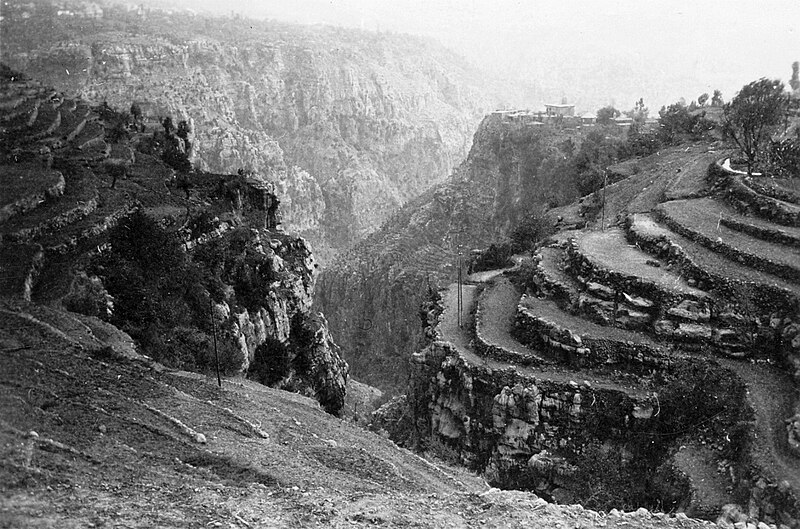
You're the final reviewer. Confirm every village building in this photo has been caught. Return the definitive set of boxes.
[545,103,575,117]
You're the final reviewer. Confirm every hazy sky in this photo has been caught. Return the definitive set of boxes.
[152,0,800,111]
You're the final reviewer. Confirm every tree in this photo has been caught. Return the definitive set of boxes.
[698,93,709,107]
[711,90,724,107]
[723,78,788,174]
[596,106,621,125]
[624,98,649,127]
[162,116,175,135]
[176,120,192,152]
[105,162,127,189]
[658,102,693,142]
[130,102,142,123]
[163,141,192,173]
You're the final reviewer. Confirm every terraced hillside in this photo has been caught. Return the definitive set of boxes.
[318,122,722,393]
[0,68,349,415]
[399,149,800,525]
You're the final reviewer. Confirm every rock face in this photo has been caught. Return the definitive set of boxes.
[208,228,349,415]
[2,8,519,259]
[384,287,747,512]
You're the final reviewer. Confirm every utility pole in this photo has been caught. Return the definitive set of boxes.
[601,168,608,231]
[457,248,463,328]
[209,298,221,387]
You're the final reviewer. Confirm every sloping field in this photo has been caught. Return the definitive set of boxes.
[631,213,800,297]
[574,228,705,296]
[0,299,710,529]
[658,199,800,282]
[0,164,64,222]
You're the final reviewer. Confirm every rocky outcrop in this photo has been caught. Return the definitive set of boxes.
[3,11,521,258]
[197,224,348,415]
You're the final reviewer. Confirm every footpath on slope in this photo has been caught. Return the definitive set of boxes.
[718,358,800,493]
[438,272,653,398]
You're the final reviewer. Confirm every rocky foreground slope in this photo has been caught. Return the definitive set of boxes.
[376,141,800,526]
[1,3,523,259]
[0,296,721,529]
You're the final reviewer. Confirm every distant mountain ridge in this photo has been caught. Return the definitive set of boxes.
[1,3,526,259]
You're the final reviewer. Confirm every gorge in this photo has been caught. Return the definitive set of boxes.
[1,3,523,261]
[2,2,800,528]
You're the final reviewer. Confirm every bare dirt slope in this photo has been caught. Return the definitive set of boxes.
[0,299,718,528]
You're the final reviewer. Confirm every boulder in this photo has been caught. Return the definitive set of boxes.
[667,299,711,322]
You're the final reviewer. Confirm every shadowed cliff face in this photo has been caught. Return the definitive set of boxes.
[316,114,580,391]
[2,9,519,260]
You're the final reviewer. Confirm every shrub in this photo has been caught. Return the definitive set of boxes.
[765,137,800,177]
[251,337,292,385]
[469,242,514,273]
[62,271,114,319]
[187,210,219,240]
[510,213,554,253]
[622,130,662,158]
[658,102,694,142]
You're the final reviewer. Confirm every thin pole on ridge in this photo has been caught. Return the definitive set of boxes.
[457,250,462,328]
[601,168,608,231]
[210,297,221,388]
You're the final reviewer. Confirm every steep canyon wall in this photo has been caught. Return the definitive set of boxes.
[1,8,520,259]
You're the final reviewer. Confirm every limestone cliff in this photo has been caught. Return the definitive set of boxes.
[1,6,522,259]
[207,228,349,415]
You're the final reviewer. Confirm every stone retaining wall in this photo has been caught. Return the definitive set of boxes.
[718,216,800,249]
[525,250,576,307]
[513,297,673,372]
[626,215,800,374]
[563,237,724,340]
[524,247,635,329]
[0,169,65,223]
[0,192,99,244]
[744,177,800,206]
[709,161,800,227]
[565,236,705,308]
[653,205,800,284]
